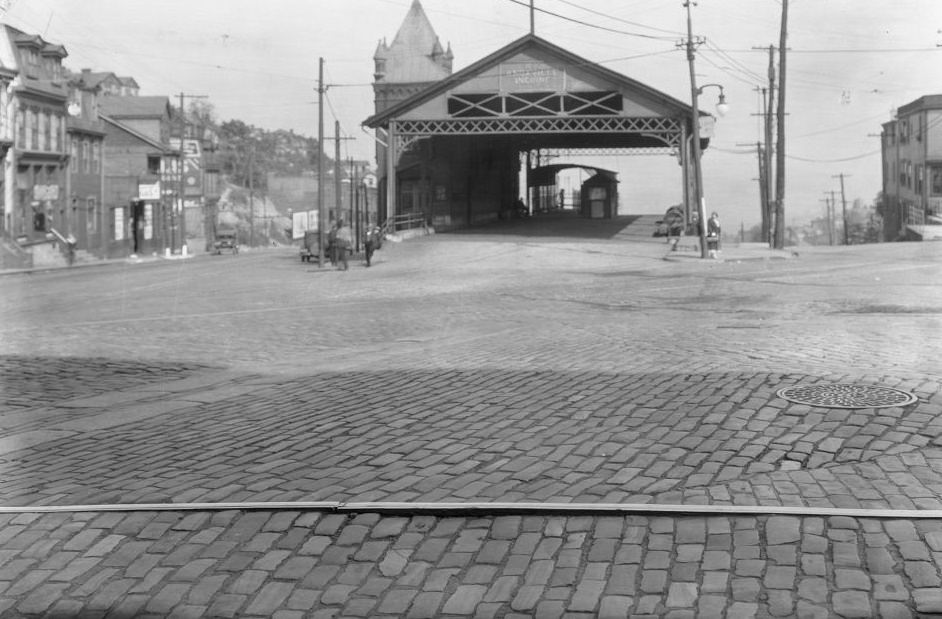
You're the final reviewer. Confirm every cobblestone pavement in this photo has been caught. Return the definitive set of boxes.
[1,219,942,615]
[2,509,942,618]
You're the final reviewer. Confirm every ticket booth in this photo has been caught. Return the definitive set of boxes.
[580,171,619,219]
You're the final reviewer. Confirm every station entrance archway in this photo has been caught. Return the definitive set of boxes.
[365,34,713,232]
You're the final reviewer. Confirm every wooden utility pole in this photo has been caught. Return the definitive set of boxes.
[317,57,325,267]
[683,0,710,259]
[820,193,833,245]
[334,120,341,227]
[351,157,359,253]
[248,147,255,247]
[833,174,850,245]
[773,1,788,249]
[330,123,355,231]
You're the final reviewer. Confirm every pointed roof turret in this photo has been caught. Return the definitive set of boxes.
[373,38,388,60]
[377,0,452,83]
[391,0,439,52]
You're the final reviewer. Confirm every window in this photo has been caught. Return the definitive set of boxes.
[70,138,78,174]
[931,166,942,197]
[38,111,47,150]
[16,107,25,147]
[86,197,97,233]
[916,164,924,195]
[91,141,100,173]
[82,140,90,174]
[147,155,161,175]
[50,114,59,152]
[28,108,37,150]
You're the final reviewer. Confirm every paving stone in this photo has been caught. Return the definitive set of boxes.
[914,588,942,613]
[872,574,908,601]
[904,561,942,587]
[797,577,827,604]
[666,583,697,608]
[244,582,295,615]
[832,591,873,618]
[407,591,444,619]
[378,589,418,614]
[726,601,759,619]
[877,601,913,619]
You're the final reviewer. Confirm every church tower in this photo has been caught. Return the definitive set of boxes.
[373,0,453,115]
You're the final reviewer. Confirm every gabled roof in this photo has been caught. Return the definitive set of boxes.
[99,95,170,119]
[3,25,67,57]
[79,71,120,90]
[898,94,942,116]
[365,33,695,128]
[100,114,172,153]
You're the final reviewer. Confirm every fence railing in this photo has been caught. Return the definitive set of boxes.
[383,212,428,235]
[906,203,925,226]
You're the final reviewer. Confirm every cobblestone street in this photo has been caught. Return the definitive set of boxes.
[1,222,941,617]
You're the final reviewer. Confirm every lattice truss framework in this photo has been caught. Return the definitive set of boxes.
[390,116,683,161]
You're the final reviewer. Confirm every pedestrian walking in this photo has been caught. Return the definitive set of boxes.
[334,219,352,270]
[707,211,721,258]
[363,225,382,267]
[326,221,339,266]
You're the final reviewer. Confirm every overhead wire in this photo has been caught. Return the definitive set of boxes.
[502,0,677,41]
[549,0,685,37]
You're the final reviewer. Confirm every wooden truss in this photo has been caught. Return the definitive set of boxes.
[390,116,684,162]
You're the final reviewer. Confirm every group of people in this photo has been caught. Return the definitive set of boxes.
[326,219,383,270]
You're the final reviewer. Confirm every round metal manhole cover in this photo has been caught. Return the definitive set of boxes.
[776,384,918,409]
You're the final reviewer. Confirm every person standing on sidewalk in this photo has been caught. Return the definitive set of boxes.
[707,211,721,258]
[335,219,352,270]
[363,225,382,267]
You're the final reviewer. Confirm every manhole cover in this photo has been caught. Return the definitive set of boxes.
[776,384,918,409]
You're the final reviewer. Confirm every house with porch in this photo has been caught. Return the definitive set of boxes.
[881,95,942,241]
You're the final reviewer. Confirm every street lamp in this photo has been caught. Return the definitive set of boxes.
[684,0,729,258]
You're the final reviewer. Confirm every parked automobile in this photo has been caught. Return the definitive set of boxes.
[300,229,322,262]
[212,231,239,255]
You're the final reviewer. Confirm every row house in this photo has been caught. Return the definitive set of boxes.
[0,25,72,248]
[0,24,219,266]
[881,95,942,241]
[99,96,177,257]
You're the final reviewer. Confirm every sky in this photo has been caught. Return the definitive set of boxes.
[3,0,941,229]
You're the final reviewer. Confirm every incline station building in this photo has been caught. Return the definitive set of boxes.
[364,0,716,232]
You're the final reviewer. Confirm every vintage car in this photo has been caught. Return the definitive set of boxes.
[212,231,239,255]
[300,229,322,262]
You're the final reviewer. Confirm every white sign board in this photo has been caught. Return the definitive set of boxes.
[292,210,318,239]
[138,182,160,200]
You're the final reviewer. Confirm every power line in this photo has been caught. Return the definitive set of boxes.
[550,0,685,37]
[720,47,942,54]
[503,0,676,40]
[786,149,881,163]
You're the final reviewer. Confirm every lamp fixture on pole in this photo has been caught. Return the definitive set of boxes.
[698,83,729,117]
[683,0,729,258]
